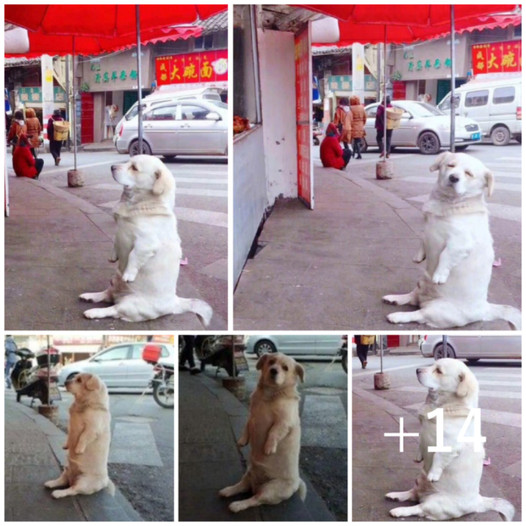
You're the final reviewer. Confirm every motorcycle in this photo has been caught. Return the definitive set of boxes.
[339,336,348,374]
[194,335,248,377]
[11,347,62,405]
[142,343,174,408]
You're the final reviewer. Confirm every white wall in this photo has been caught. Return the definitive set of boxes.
[258,29,298,203]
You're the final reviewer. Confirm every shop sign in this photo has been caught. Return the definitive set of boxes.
[91,62,138,84]
[472,40,521,74]
[407,57,452,73]
[19,86,66,104]
[328,75,377,92]
[155,50,228,86]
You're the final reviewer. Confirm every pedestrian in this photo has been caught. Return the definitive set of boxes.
[13,133,44,179]
[5,335,18,389]
[333,97,353,151]
[7,109,26,150]
[375,96,393,158]
[179,335,201,375]
[320,123,352,170]
[24,107,42,158]
[47,108,64,166]
[355,335,375,369]
[350,95,367,159]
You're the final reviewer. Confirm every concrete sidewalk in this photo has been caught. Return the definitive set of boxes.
[234,155,519,330]
[179,372,335,521]
[5,170,220,330]
[352,387,522,521]
[5,394,141,521]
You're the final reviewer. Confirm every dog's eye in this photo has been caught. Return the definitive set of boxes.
[76,377,82,382]
[435,368,442,375]
[465,170,474,178]
[269,360,276,366]
[283,365,289,372]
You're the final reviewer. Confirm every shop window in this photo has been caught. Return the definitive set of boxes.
[233,5,261,127]
[493,86,515,105]
[465,90,488,107]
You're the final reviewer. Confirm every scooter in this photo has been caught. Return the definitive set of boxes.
[142,343,174,408]
[195,335,248,377]
[11,347,62,405]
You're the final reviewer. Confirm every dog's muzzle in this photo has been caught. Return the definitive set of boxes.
[448,174,459,184]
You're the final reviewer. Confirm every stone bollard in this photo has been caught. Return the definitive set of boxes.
[374,372,391,390]
[222,376,246,400]
[67,169,84,187]
[38,404,59,425]
[376,160,393,180]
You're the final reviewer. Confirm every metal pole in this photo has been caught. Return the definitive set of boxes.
[380,335,384,373]
[136,5,143,155]
[383,25,387,161]
[72,37,77,170]
[47,335,51,405]
[450,5,456,152]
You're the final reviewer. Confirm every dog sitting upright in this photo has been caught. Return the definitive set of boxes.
[79,155,212,325]
[219,353,306,512]
[383,151,521,329]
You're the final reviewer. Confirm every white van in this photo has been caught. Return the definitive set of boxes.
[437,74,521,145]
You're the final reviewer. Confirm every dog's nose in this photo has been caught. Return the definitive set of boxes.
[270,367,278,377]
[449,174,459,183]
[416,368,423,376]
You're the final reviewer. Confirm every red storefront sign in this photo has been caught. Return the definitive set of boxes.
[472,41,521,74]
[155,50,228,86]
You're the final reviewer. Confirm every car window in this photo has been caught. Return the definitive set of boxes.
[130,345,146,359]
[180,104,212,121]
[365,106,378,118]
[125,103,139,121]
[493,86,515,104]
[208,100,228,109]
[160,345,171,357]
[465,90,489,107]
[96,345,130,361]
[144,105,178,121]
[405,102,443,117]
[438,94,460,111]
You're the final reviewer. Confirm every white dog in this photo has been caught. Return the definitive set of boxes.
[80,155,213,325]
[384,151,521,329]
[44,373,113,498]
[386,358,515,521]
[219,353,306,512]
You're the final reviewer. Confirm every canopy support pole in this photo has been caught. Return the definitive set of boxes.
[382,25,387,161]
[72,37,77,171]
[136,5,143,155]
[450,5,456,152]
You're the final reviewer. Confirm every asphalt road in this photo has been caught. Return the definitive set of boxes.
[201,355,349,521]
[54,390,174,521]
[352,355,521,521]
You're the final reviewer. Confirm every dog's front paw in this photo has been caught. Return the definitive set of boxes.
[264,440,277,455]
[122,269,137,282]
[62,443,68,450]
[51,489,70,499]
[237,437,248,448]
[427,468,442,482]
[229,501,247,513]
[432,268,449,284]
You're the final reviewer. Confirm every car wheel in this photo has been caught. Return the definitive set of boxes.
[433,343,456,360]
[490,125,511,146]
[254,340,277,357]
[417,131,440,154]
[516,135,521,144]
[129,139,152,156]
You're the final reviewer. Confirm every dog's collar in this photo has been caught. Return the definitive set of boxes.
[114,201,172,219]
[423,193,488,217]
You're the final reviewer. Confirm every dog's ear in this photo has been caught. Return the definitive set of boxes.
[85,374,101,391]
[456,370,476,398]
[256,354,270,371]
[429,151,449,172]
[295,363,305,383]
[484,169,494,198]
[152,169,168,195]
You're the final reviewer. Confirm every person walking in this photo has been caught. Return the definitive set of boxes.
[24,107,42,158]
[320,123,352,170]
[333,97,353,151]
[5,335,18,389]
[179,335,201,375]
[375,96,393,158]
[12,133,44,179]
[355,335,375,369]
[7,109,26,150]
[350,95,367,159]
[47,108,64,166]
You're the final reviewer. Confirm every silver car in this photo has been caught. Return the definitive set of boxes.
[58,342,175,390]
[246,335,343,357]
[362,100,482,155]
[115,99,228,158]
[420,335,521,363]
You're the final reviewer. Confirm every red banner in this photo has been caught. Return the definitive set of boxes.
[472,41,521,74]
[155,50,228,86]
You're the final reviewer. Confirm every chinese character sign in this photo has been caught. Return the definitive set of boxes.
[472,41,521,74]
[155,50,228,86]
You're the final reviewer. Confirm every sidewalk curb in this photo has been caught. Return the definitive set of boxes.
[16,402,143,521]
[196,373,336,521]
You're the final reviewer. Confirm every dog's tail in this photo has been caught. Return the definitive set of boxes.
[484,303,522,330]
[297,479,307,501]
[478,496,515,521]
[106,479,116,497]
[177,298,213,327]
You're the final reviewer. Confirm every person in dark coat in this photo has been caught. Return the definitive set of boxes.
[13,134,44,179]
[375,96,393,158]
[47,108,64,166]
[320,123,352,170]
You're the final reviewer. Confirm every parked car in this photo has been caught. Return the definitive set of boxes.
[115,98,228,158]
[361,100,482,154]
[58,342,175,389]
[437,74,522,145]
[419,335,521,362]
[246,335,343,357]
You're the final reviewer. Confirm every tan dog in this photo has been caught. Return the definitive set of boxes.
[80,155,213,325]
[384,152,521,329]
[44,373,113,498]
[219,353,306,512]
[387,358,514,521]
